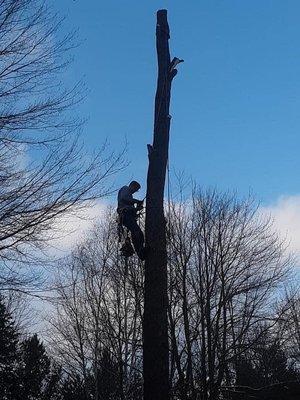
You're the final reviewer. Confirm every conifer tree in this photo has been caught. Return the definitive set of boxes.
[96,349,120,400]
[60,374,88,400]
[236,329,300,388]
[0,297,62,400]
[18,334,51,399]
[0,295,20,399]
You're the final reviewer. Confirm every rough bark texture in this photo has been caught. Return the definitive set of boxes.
[143,9,178,400]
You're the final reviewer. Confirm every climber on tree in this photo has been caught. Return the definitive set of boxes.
[117,181,146,260]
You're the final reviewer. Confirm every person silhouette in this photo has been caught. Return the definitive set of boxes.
[117,181,146,260]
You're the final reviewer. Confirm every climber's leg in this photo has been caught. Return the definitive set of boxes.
[122,210,145,260]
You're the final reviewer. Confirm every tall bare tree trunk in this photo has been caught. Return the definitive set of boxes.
[143,9,181,400]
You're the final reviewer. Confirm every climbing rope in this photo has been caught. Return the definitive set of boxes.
[166,157,172,263]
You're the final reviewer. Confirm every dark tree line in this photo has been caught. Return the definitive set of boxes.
[0,293,138,400]
[1,284,300,400]
[0,295,61,399]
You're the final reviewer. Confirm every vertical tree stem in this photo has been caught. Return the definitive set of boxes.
[143,9,179,400]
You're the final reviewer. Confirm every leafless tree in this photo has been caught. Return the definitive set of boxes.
[48,210,143,400]
[275,285,300,365]
[0,0,123,287]
[3,288,35,331]
[167,189,291,400]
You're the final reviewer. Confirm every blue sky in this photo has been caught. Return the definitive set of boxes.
[56,0,300,204]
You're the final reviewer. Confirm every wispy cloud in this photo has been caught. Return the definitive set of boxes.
[45,201,108,255]
[260,195,300,259]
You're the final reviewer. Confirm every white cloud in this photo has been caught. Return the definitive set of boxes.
[45,200,108,255]
[260,195,300,257]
